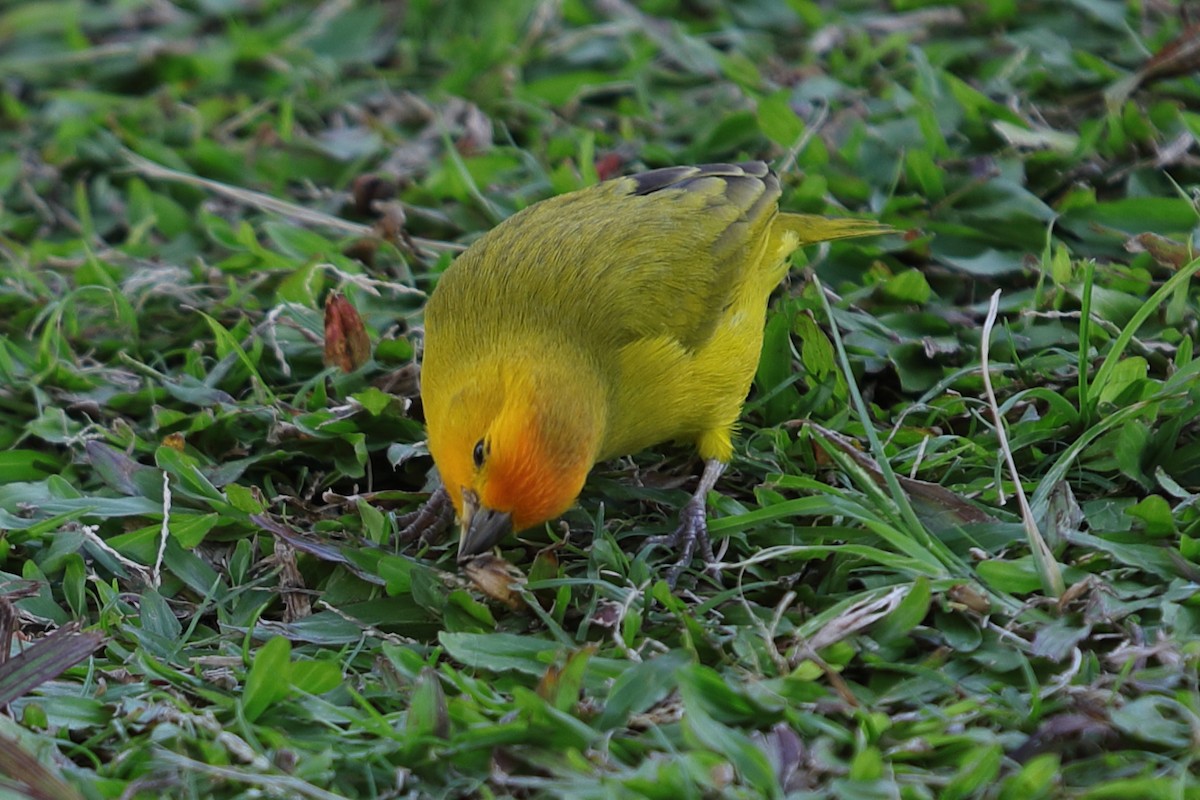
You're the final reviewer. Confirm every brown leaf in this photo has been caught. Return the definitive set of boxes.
[462,554,527,610]
[1107,23,1200,108]
[947,583,992,615]
[589,600,622,629]
[323,292,372,372]
[372,202,425,263]
[629,695,684,729]
[1125,232,1191,271]
[800,585,909,652]
[343,237,380,269]
[450,100,494,156]
[372,362,421,399]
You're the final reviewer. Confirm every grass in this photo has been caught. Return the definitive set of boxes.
[2,0,1200,798]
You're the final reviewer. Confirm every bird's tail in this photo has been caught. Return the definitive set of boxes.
[774,213,893,247]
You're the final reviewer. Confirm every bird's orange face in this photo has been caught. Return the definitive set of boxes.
[426,368,603,559]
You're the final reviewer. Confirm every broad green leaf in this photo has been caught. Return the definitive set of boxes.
[241,637,292,723]
[1110,697,1192,748]
[757,90,804,148]
[438,632,560,676]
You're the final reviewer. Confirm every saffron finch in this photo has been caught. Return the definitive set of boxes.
[420,161,888,581]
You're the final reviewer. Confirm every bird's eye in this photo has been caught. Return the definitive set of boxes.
[472,439,486,468]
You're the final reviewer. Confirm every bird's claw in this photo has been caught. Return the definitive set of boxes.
[645,459,727,586]
[396,485,454,546]
[645,498,720,587]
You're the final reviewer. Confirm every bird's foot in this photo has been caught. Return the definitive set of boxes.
[644,459,726,586]
[396,485,454,546]
[645,498,719,586]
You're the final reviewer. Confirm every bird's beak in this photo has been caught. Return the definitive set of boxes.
[457,489,513,562]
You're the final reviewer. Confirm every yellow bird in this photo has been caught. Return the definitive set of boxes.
[420,162,888,581]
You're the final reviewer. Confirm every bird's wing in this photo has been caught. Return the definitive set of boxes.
[428,162,887,358]
[533,161,783,352]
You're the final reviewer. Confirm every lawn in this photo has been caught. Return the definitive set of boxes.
[2,1,1199,798]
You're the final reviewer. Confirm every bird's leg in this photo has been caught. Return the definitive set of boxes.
[645,459,726,586]
[396,485,454,546]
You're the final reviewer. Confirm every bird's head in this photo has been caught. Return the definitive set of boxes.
[425,361,605,561]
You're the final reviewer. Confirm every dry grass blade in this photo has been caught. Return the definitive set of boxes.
[804,421,997,525]
[787,586,911,706]
[0,583,40,666]
[120,149,460,258]
[800,585,910,652]
[152,751,353,800]
[250,513,386,586]
[0,733,86,800]
[980,289,1064,597]
[0,624,106,706]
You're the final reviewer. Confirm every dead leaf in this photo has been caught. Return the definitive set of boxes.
[463,554,527,610]
[323,292,372,372]
[1125,232,1192,271]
